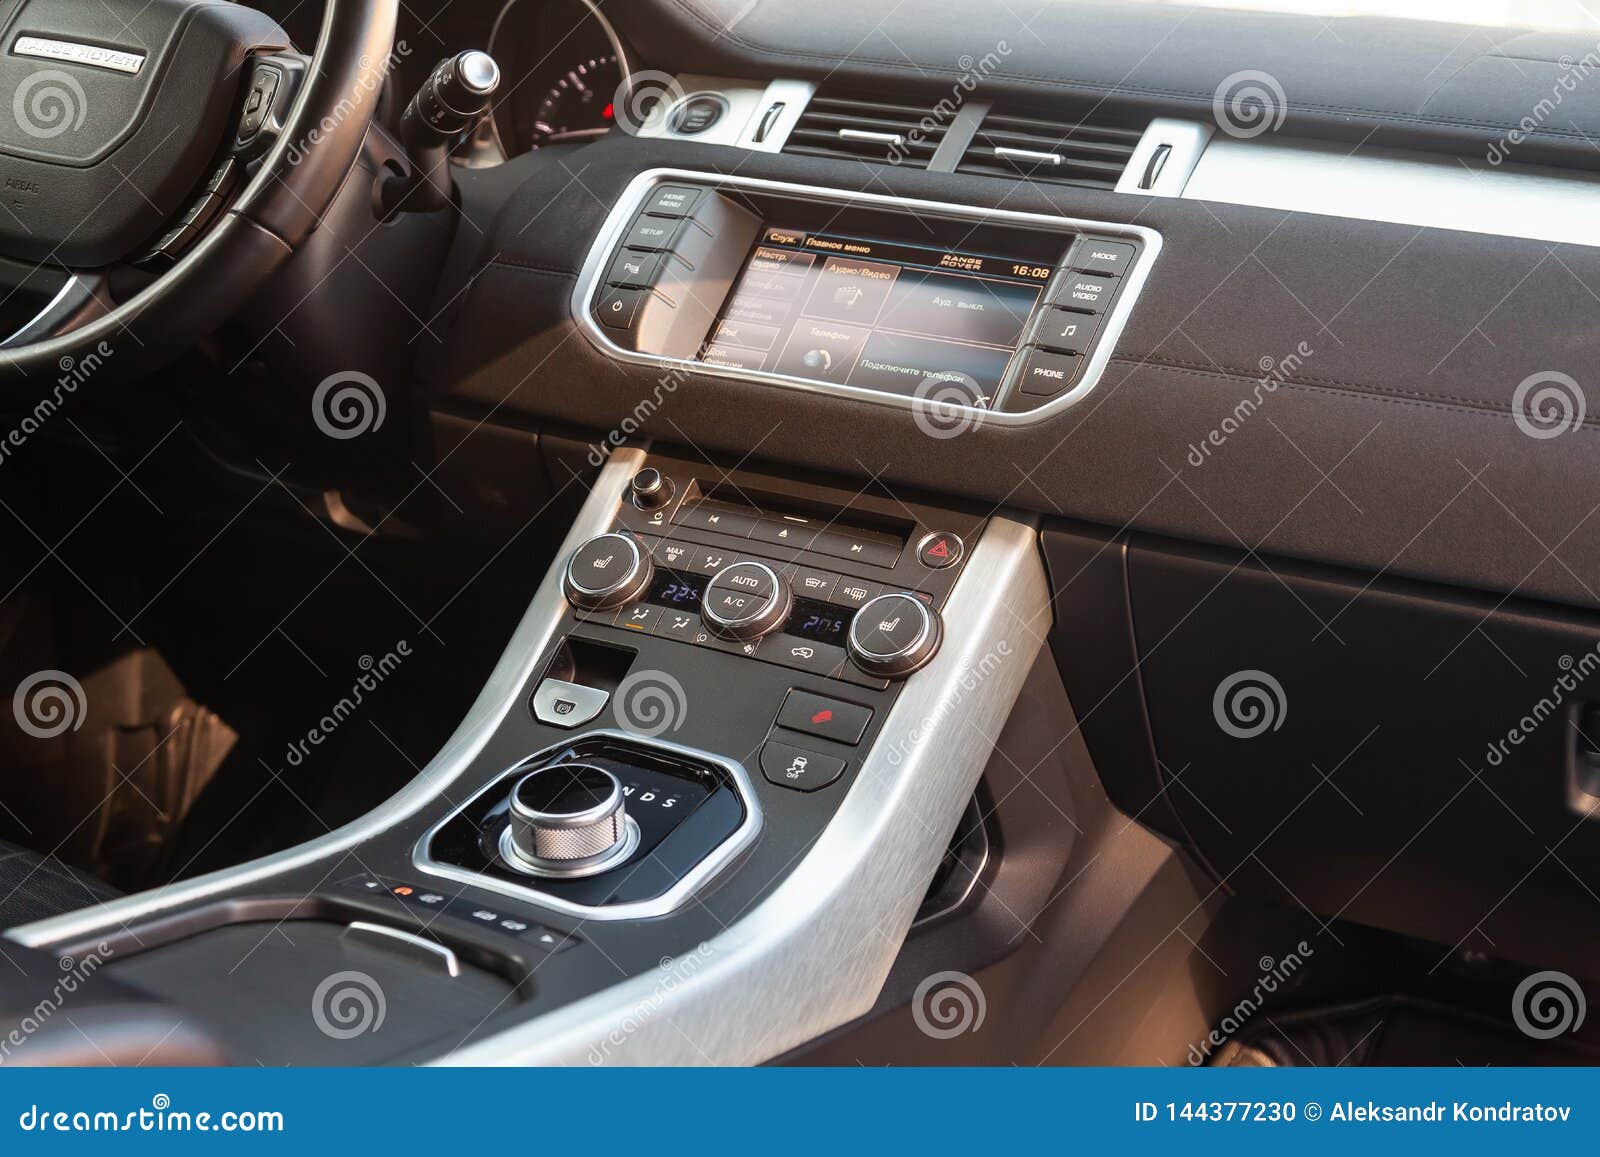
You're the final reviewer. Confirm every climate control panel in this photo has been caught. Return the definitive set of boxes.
[563,528,945,685]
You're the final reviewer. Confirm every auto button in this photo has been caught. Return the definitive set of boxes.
[701,561,791,640]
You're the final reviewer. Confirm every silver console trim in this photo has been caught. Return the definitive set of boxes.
[343,921,462,978]
[7,449,650,949]
[414,730,763,919]
[572,169,1163,427]
[438,515,1049,1065]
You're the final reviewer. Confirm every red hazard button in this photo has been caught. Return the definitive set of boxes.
[917,532,963,569]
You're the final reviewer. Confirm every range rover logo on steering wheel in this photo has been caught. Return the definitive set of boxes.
[13,36,146,75]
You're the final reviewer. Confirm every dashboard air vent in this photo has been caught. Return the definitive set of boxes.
[783,94,946,168]
[958,110,1144,190]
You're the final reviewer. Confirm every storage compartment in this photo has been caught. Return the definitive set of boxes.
[1048,525,1600,977]
[95,908,524,1065]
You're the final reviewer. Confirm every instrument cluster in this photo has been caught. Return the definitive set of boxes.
[489,0,630,155]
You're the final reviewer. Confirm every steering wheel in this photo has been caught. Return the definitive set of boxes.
[0,0,397,383]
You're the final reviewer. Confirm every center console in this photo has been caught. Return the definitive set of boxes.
[575,170,1160,418]
[5,447,1050,1066]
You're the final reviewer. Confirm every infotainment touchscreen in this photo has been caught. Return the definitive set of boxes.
[699,226,1059,407]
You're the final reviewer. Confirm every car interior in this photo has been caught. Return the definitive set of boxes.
[1,0,1599,1067]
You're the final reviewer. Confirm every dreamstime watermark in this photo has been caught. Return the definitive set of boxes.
[1212,69,1287,139]
[883,640,1013,767]
[0,342,115,468]
[1187,942,1315,1064]
[1511,970,1586,1040]
[13,70,87,139]
[284,41,413,167]
[585,943,715,1063]
[284,642,411,767]
[12,669,86,740]
[1187,341,1313,466]
[312,370,387,439]
[586,364,690,466]
[611,70,686,135]
[17,1094,282,1133]
[612,668,688,738]
[1487,41,1600,165]
[311,970,386,1039]
[1212,669,1287,739]
[1511,370,1586,440]
[912,970,987,1039]
[911,373,985,439]
[1484,643,1600,767]
[0,944,114,1065]
[887,42,1012,165]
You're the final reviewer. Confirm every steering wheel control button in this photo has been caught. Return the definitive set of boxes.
[1017,348,1086,397]
[760,740,847,793]
[671,95,727,135]
[1047,272,1116,312]
[1068,238,1138,277]
[563,533,652,611]
[1029,306,1103,354]
[236,63,283,144]
[642,185,704,217]
[848,593,943,677]
[623,215,685,252]
[629,467,674,510]
[502,763,640,878]
[917,532,964,569]
[531,679,610,729]
[702,561,790,639]
[606,249,665,289]
[777,690,872,746]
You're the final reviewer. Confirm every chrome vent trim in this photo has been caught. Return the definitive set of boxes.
[784,94,947,168]
[958,108,1145,189]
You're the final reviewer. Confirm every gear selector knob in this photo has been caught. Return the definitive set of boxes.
[500,762,639,878]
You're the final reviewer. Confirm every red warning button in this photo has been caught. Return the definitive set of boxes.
[917,532,964,570]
